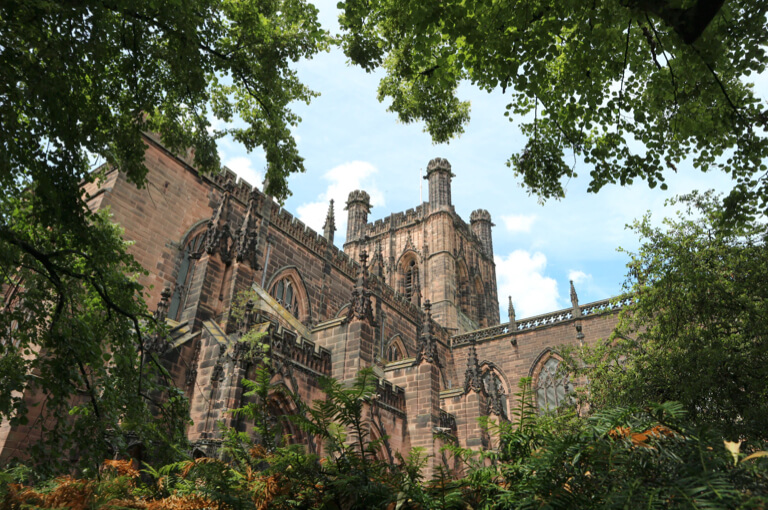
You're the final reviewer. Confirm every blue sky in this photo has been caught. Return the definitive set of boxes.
[215,0,750,320]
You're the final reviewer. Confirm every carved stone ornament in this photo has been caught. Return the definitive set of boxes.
[204,180,236,263]
[344,251,377,325]
[235,190,260,267]
[371,242,385,278]
[463,342,483,393]
[186,341,201,389]
[416,300,439,365]
[145,286,173,353]
[485,372,507,418]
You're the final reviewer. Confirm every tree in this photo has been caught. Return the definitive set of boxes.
[337,0,768,220]
[574,191,768,440]
[0,202,190,471]
[1,0,328,466]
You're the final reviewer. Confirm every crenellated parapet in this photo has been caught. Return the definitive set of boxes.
[267,321,333,377]
[376,379,406,417]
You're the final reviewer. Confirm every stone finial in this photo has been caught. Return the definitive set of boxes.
[261,174,271,196]
[416,300,439,365]
[464,342,483,393]
[145,284,173,353]
[204,180,235,262]
[570,280,582,317]
[343,250,376,325]
[238,299,256,334]
[371,242,385,278]
[508,296,517,332]
[235,190,260,267]
[155,285,172,323]
[323,199,336,243]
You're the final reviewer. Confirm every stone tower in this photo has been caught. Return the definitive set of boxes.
[343,158,500,334]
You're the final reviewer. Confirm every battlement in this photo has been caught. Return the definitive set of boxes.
[470,209,492,223]
[376,378,406,415]
[268,320,333,376]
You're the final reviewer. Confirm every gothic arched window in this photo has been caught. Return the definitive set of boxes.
[387,344,403,362]
[402,258,419,303]
[483,370,508,417]
[169,229,206,320]
[536,357,569,413]
[271,277,298,317]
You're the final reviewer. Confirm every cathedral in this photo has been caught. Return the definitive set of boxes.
[0,133,627,474]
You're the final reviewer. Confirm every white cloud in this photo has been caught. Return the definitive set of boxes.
[297,161,385,241]
[495,250,560,319]
[223,156,263,189]
[568,270,591,285]
[501,214,536,233]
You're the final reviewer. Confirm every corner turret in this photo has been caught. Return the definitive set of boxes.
[470,209,494,257]
[424,158,453,210]
[345,190,371,243]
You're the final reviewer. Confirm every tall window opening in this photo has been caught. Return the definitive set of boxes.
[536,357,568,413]
[271,277,298,317]
[403,258,419,303]
[169,231,206,320]
[387,344,403,362]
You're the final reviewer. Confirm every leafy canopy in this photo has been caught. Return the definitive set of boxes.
[572,191,768,440]
[338,0,768,220]
[1,0,328,467]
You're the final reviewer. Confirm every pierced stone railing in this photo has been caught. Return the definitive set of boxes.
[451,296,632,347]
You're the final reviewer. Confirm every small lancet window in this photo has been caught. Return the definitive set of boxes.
[387,344,403,362]
[403,259,419,302]
[272,277,298,317]
[536,357,569,413]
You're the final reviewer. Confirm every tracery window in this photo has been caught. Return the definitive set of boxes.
[536,357,569,413]
[483,370,508,417]
[403,259,419,302]
[169,231,206,320]
[387,344,403,362]
[271,277,298,317]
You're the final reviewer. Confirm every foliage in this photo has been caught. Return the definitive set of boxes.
[573,191,768,440]
[2,372,768,509]
[0,198,189,472]
[2,0,329,213]
[1,0,328,469]
[338,0,768,220]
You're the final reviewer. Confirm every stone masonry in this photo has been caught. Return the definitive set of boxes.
[0,133,626,477]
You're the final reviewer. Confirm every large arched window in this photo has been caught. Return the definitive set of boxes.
[535,357,569,413]
[271,277,298,317]
[169,228,206,320]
